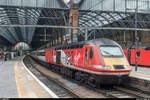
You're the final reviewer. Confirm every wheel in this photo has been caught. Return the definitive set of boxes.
[75,72,80,81]
[88,76,97,88]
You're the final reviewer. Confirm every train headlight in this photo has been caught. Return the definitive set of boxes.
[93,65,104,69]
[93,65,112,70]
[104,66,112,70]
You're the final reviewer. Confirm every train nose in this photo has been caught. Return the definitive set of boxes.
[103,57,130,70]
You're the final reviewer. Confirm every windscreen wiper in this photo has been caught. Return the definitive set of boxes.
[102,50,114,56]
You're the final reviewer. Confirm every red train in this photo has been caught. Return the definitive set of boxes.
[123,45,150,66]
[32,38,131,86]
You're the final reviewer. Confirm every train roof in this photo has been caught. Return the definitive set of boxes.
[48,38,121,50]
[85,38,120,46]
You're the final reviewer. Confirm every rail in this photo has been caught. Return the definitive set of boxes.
[23,56,81,98]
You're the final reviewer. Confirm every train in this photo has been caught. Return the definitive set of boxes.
[31,38,132,86]
[123,45,150,66]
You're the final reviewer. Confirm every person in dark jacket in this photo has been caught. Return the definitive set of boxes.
[4,53,8,61]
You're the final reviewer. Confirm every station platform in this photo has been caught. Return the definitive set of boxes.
[0,57,52,98]
[130,66,150,80]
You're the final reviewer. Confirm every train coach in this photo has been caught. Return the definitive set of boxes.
[123,45,150,66]
[33,38,132,86]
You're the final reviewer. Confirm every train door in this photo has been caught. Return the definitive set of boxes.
[128,49,131,64]
[136,49,142,65]
[84,46,90,67]
[56,51,61,64]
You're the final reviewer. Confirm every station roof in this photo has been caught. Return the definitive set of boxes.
[78,0,150,37]
[0,0,150,49]
[0,0,69,49]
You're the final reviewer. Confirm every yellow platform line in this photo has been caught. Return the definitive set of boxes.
[14,59,54,98]
[15,61,30,98]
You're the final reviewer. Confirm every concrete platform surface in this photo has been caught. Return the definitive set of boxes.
[15,58,52,98]
[0,57,53,98]
[0,58,18,98]
[130,66,150,80]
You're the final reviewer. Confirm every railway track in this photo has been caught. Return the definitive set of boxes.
[73,80,135,98]
[23,56,81,98]
[113,86,150,98]
[23,56,150,98]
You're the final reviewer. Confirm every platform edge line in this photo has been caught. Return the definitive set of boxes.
[21,57,59,98]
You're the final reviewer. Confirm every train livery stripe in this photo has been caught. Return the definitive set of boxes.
[22,57,59,98]
[59,64,131,76]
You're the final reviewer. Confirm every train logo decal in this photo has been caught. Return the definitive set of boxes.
[53,53,56,63]
[74,53,80,65]
[61,50,71,66]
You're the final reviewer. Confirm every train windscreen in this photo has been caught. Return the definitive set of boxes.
[100,46,123,57]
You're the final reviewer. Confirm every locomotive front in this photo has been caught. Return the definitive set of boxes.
[88,39,132,85]
[99,45,131,72]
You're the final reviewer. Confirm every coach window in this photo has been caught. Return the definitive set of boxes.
[89,48,94,59]
[145,47,150,50]
[41,52,45,56]
[137,52,140,57]
[85,48,88,57]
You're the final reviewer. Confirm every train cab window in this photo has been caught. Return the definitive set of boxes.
[71,51,73,54]
[100,46,123,57]
[89,48,94,59]
[145,47,150,50]
[137,52,140,57]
